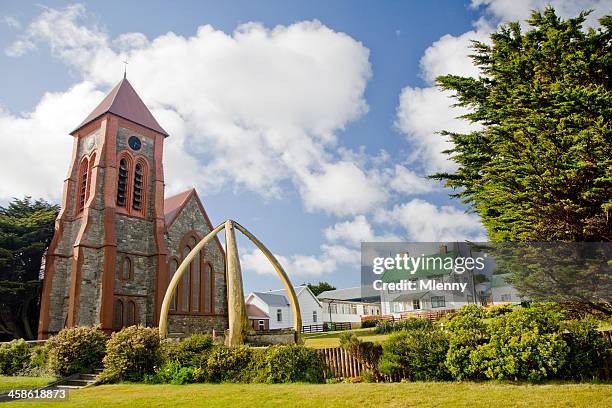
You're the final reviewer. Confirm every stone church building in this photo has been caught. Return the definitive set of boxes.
[38,77,229,339]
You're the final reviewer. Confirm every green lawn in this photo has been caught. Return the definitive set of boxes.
[2,382,611,407]
[0,376,56,393]
[303,328,391,348]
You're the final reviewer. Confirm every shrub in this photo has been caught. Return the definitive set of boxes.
[339,332,382,373]
[206,345,253,383]
[378,327,450,381]
[164,333,215,368]
[361,320,379,328]
[260,345,325,383]
[485,304,514,318]
[0,339,31,375]
[466,308,568,381]
[148,360,196,384]
[374,317,433,334]
[99,326,161,383]
[559,319,609,380]
[46,326,107,377]
[444,304,490,380]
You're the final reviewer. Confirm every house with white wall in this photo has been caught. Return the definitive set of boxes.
[491,273,523,305]
[245,285,323,330]
[379,245,477,318]
[317,287,381,324]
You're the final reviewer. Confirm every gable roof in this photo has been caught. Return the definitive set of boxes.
[267,286,322,308]
[316,286,380,303]
[163,188,225,259]
[251,292,290,307]
[246,304,269,319]
[72,78,168,136]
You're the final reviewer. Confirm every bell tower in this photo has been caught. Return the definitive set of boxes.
[38,78,169,338]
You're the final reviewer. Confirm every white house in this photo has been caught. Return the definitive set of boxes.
[317,287,381,324]
[379,245,477,318]
[491,273,523,304]
[245,286,323,330]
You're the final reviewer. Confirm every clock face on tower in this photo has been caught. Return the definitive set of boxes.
[128,136,141,151]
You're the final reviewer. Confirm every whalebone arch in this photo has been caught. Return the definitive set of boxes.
[159,220,302,345]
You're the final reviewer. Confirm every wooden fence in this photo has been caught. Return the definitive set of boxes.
[317,347,365,378]
[302,322,352,333]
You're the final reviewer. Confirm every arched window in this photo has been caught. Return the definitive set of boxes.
[180,246,191,312]
[132,162,144,211]
[168,259,178,311]
[77,157,89,213]
[112,299,123,331]
[203,263,213,314]
[125,300,137,327]
[122,257,132,281]
[117,158,129,207]
[191,251,200,312]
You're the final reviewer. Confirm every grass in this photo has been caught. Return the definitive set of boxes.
[0,376,56,393]
[303,328,391,348]
[2,382,611,408]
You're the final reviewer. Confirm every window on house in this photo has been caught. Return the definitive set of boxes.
[350,304,357,314]
[180,247,191,312]
[125,300,137,326]
[191,251,200,312]
[120,256,132,281]
[277,309,282,322]
[413,299,421,310]
[312,311,317,323]
[431,296,446,308]
[132,162,143,211]
[501,294,512,302]
[112,299,123,331]
[168,259,178,311]
[258,320,265,331]
[330,303,337,314]
[77,157,89,213]
[203,263,213,313]
[117,158,128,207]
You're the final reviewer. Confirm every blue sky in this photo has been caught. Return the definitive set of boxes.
[0,0,608,293]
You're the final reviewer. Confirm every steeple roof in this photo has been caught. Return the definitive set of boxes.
[72,78,168,136]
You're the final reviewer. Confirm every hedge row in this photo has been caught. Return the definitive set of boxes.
[351,304,610,382]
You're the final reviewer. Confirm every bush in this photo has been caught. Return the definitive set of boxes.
[361,320,379,328]
[99,326,161,383]
[164,333,215,368]
[0,339,31,375]
[374,317,433,334]
[46,326,107,377]
[485,304,514,318]
[474,308,568,381]
[378,327,450,381]
[559,319,609,380]
[206,345,253,383]
[260,345,325,383]
[444,305,490,380]
[339,332,382,373]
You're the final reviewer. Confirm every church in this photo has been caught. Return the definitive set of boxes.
[37,77,229,339]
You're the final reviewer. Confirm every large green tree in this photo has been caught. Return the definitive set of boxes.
[0,197,58,340]
[433,8,611,242]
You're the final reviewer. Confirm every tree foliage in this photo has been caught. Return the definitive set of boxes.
[0,197,58,340]
[306,281,336,296]
[433,8,611,241]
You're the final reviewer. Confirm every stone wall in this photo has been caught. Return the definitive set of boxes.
[245,330,296,346]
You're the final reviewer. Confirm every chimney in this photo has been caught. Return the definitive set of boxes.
[439,245,448,254]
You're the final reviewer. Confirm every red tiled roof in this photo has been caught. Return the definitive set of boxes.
[246,304,269,319]
[72,78,168,136]
[163,188,195,225]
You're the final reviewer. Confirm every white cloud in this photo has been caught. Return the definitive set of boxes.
[2,5,378,217]
[1,16,21,29]
[241,243,359,277]
[380,199,487,241]
[324,215,400,246]
[0,82,105,200]
[388,165,436,194]
[298,161,385,216]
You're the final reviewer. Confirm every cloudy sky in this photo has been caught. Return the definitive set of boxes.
[0,0,608,292]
